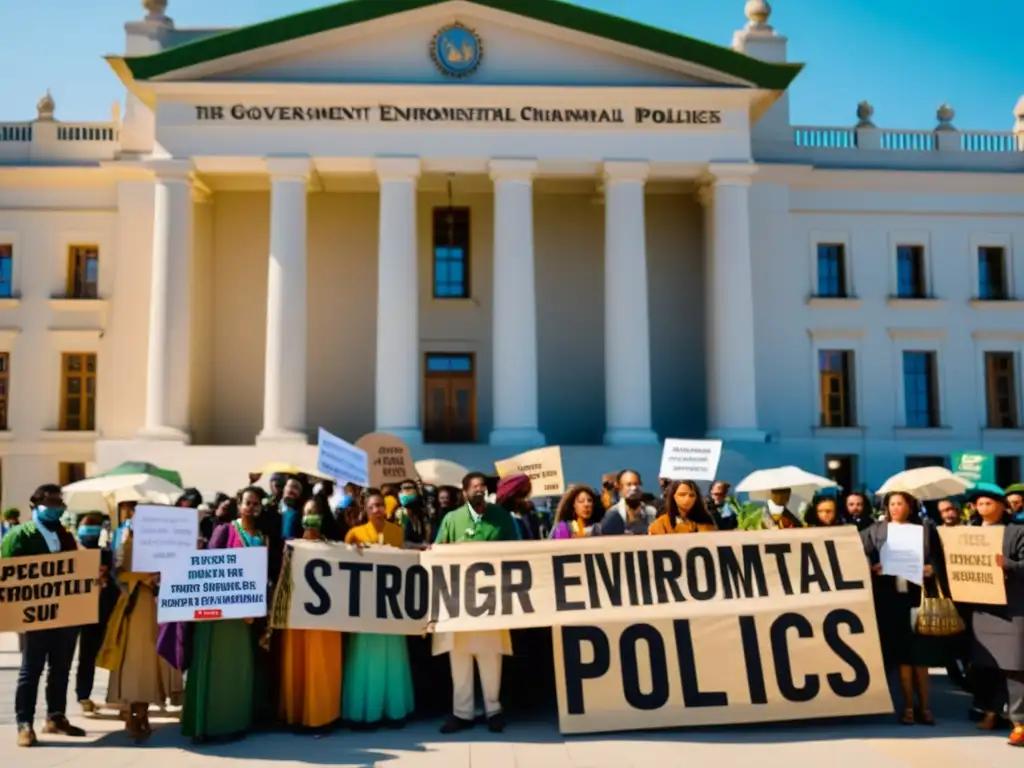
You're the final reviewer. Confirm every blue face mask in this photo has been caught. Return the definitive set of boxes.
[77,525,102,545]
[337,494,353,510]
[36,506,64,525]
[399,492,418,506]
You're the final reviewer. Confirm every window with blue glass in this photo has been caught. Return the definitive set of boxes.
[425,354,473,373]
[896,245,926,298]
[903,351,940,428]
[432,207,470,299]
[978,246,1008,300]
[816,243,847,298]
[0,245,12,299]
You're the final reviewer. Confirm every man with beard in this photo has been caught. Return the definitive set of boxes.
[599,469,656,535]
[938,498,964,527]
[707,480,740,531]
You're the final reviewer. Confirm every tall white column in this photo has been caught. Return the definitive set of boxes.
[258,158,310,444]
[374,157,422,443]
[603,162,658,445]
[704,163,763,440]
[489,159,545,446]
[138,160,193,441]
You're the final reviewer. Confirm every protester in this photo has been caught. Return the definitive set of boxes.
[342,492,415,728]
[650,480,717,534]
[279,501,343,730]
[397,479,433,546]
[1006,483,1024,522]
[600,470,656,535]
[74,514,119,714]
[278,477,306,541]
[3,484,85,747]
[804,495,842,527]
[844,491,875,531]
[963,483,1024,746]
[495,473,534,540]
[551,485,602,538]
[706,481,739,530]
[1,506,20,537]
[862,491,947,725]
[938,498,963,527]
[434,472,519,733]
[435,485,461,522]
[761,488,803,528]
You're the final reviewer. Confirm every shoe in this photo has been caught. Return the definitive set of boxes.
[1010,724,1024,747]
[486,713,506,733]
[979,712,999,731]
[42,715,86,737]
[439,715,473,734]
[79,699,96,714]
[16,724,37,748]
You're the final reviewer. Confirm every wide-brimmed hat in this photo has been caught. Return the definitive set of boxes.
[966,482,1007,504]
[1005,483,1024,496]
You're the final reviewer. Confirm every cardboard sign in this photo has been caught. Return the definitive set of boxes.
[938,525,1007,605]
[355,433,416,488]
[494,446,565,497]
[131,505,200,574]
[317,427,370,486]
[0,549,100,632]
[659,439,723,482]
[157,547,269,623]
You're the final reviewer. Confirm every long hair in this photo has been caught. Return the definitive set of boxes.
[664,480,715,529]
[883,491,922,524]
[555,485,602,526]
[805,494,839,527]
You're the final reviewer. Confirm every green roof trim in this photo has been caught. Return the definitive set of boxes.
[124,0,803,89]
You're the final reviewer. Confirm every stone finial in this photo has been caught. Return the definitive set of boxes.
[36,89,55,122]
[744,0,773,31]
[855,100,875,128]
[143,0,168,20]
[935,103,956,131]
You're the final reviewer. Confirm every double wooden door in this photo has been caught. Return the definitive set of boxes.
[423,354,476,443]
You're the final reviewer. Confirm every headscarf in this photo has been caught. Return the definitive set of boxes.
[496,473,532,507]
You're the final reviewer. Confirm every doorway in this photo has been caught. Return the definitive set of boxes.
[423,353,476,443]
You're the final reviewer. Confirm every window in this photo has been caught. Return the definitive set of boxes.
[0,353,7,430]
[66,245,99,299]
[60,352,97,431]
[996,456,1021,489]
[896,245,926,298]
[905,455,948,471]
[0,245,11,299]
[902,351,940,428]
[816,243,847,298]
[59,462,87,486]
[423,353,476,443]
[978,246,1008,300]
[818,350,855,427]
[985,352,1019,428]
[432,208,470,299]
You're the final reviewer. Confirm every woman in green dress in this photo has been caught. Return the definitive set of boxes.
[181,487,269,743]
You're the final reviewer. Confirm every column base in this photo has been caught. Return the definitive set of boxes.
[135,426,190,443]
[488,428,546,448]
[375,428,423,445]
[706,428,769,443]
[256,429,309,447]
[603,428,660,446]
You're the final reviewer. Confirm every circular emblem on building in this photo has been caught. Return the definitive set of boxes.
[431,22,483,78]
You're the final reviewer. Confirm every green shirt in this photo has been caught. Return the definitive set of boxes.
[435,502,518,544]
[1,521,76,558]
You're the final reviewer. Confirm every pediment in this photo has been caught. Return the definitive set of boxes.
[120,0,800,92]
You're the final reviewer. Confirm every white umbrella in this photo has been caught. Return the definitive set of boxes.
[63,473,183,513]
[876,466,970,501]
[414,459,469,487]
[735,466,838,502]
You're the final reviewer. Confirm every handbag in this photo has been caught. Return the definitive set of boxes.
[914,578,965,637]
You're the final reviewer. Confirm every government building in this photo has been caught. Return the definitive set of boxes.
[1,0,1023,505]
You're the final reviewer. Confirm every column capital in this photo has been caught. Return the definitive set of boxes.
[489,158,537,182]
[375,156,421,181]
[706,162,758,186]
[695,184,714,208]
[603,160,649,184]
[146,159,194,181]
[265,156,312,180]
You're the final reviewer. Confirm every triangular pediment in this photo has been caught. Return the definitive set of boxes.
[117,0,800,91]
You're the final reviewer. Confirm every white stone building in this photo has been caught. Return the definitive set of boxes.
[0,0,1022,506]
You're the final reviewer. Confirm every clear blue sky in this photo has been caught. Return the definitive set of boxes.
[1,0,1019,130]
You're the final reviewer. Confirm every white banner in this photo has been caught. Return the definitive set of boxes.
[157,547,268,623]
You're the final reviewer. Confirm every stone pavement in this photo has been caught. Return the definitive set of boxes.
[0,633,1014,767]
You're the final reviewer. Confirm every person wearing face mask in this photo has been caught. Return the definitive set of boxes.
[599,470,657,535]
[277,477,306,542]
[396,479,433,547]
[73,515,120,715]
[2,484,86,748]
[434,472,519,734]
[760,488,803,529]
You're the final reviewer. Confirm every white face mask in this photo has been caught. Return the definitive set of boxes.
[767,500,786,516]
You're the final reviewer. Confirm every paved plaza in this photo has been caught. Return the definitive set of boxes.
[0,633,1013,767]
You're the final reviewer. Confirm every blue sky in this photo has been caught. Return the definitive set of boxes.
[1,0,1018,130]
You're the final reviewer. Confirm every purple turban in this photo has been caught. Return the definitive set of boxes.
[496,473,532,506]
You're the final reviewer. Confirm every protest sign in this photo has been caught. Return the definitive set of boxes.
[0,549,100,632]
[157,547,269,623]
[938,525,1007,605]
[317,427,369,486]
[659,439,723,482]
[131,505,200,574]
[952,451,994,485]
[880,523,924,584]
[355,433,416,488]
[495,446,565,497]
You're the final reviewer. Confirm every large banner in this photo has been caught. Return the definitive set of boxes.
[0,550,100,632]
[280,528,891,731]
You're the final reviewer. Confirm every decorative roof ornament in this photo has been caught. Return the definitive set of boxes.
[36,89,55,122]
[855,100,875,129]
[744,0,773,32]
[143,0,168,21]
[935,103,955,131]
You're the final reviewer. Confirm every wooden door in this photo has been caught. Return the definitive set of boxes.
[423,354,476,443]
